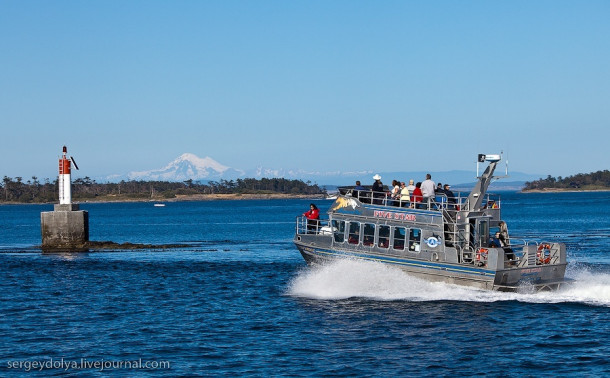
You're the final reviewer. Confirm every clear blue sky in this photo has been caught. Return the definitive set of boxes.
[1,1,609,180]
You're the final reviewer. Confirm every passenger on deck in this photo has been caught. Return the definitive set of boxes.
[407,179,416,194]
[421,174,436,208]
[444,184,456,208]
[502,230,516,263]
[494,224,516,263]
[399,181,410,208]
[412,182,423,208]
[303,203,320,234]
[498,221,509,245]
[372,174,385,205]
[390,180,401,206]
[436,183,443,193]
[489,232,504,247]
[353,180,365,201]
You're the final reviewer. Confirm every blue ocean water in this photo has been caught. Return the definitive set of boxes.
[0,193,609,376]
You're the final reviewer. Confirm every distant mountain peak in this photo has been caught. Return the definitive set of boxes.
[127,153,243,181]
[104,154,540,186]
[174,153,230,173]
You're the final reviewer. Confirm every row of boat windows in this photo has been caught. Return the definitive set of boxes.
[331,220,421,252]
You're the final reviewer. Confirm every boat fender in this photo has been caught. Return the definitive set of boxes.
[537,243,552,264]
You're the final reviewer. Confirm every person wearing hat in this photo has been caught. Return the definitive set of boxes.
[372,174,385,205]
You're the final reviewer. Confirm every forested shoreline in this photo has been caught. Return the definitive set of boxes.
[523,170,610,191]
[1,176,325,203]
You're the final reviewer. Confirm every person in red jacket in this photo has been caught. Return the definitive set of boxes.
[411,182,423,208]
[303,203,320,234]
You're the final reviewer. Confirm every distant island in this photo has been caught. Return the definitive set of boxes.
[1,177,326,203]
[523,170,610,192]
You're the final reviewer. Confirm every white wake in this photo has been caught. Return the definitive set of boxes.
[287,259,610,307]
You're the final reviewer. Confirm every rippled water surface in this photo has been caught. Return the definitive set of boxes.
[1,193,609,376]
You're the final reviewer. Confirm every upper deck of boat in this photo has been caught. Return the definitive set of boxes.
[335,186,501,213]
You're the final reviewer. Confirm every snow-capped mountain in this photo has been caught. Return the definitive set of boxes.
[127,153,245,181]
[103,153,541,188]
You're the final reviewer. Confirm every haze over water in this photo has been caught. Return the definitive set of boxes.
[0,192,609,376]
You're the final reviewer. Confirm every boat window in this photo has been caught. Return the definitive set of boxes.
[348,222,360,245]
[378,225,390,249]
[332,220,345,243]
[393,227,406,250]
[409,228,421,252]
[363,223,375,246]
[469,219,476,250]
[478,220,489,248]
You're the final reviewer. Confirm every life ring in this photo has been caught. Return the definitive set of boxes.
[476,248,488,261]
[537,243,552,264]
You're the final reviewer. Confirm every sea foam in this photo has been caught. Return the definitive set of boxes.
[287,258,610,307]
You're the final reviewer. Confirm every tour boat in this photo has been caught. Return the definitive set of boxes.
[294,154,569,291]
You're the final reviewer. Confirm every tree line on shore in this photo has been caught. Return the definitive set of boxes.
[1,176,325,203]
[523,170,610,190]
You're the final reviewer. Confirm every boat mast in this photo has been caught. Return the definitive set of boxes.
[465,154,501,212]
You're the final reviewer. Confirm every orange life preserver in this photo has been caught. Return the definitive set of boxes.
[537,243,552,264]
[476,248,488,261]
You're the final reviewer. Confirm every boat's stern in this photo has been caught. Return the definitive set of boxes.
[489,242,569,291]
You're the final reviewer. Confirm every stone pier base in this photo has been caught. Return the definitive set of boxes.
[41,204,89,251]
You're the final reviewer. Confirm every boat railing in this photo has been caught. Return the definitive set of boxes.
[500,238,528,266]
[339,186,500,212]
[456,237,564,268]
[295,216,331,235]
[510,239,563,267]
[477,238,562,267]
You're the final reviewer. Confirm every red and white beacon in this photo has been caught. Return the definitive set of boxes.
[58,146,79,205]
